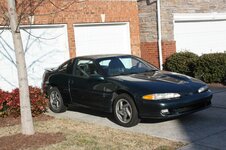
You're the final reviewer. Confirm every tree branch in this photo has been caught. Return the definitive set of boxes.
[0,36,15,52]
[27,49,59,69]
[0,41,16,66]
[0,74,16,89]
[35,0,79,16]
[22,28,63,40]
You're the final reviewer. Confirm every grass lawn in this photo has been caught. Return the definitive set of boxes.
[0,115,185,150]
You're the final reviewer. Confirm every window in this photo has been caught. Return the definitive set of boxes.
[119,57,148,70]
[97,56,157,76]
[74,59,98,78]
[58,61,69,73]
[58,59,74,74]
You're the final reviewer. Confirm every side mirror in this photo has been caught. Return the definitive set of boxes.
[89,74,105,80]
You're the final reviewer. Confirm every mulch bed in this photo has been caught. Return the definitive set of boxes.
[0,132,65,150]
[0,114,54,128]
[0,114,65,150]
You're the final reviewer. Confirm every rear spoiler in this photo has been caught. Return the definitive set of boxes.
[45,67,57,72]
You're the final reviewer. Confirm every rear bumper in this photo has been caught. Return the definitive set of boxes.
[138,91,212,119]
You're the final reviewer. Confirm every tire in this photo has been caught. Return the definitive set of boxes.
[48,87,67,113]
[113,94,140,127]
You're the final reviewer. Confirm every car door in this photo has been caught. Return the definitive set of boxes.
[69,59,113,109]
[47,59,75,105]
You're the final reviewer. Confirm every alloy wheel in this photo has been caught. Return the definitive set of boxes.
[50,91,61,110]
[115,99,132,124]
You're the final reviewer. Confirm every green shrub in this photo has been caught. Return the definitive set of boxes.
[194,53,226,83]
[164,52,199,77]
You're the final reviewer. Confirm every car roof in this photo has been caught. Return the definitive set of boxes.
[75,54,132,60]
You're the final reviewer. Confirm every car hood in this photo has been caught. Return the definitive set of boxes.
[110,71,206,94]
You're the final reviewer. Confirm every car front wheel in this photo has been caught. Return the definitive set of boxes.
[113,94,140,127]
[49,87,67,113]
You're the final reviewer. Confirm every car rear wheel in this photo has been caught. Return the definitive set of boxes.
[113,94,140,127]
[49,87,67,113]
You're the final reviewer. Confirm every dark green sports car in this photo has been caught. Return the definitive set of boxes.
[42,54,212,127]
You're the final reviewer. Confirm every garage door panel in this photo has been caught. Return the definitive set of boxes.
[0,25,69,91]
[174,16,226,56]
[74,23,131,56]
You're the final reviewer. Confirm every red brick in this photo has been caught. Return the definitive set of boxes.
[0,0,140,58]
[140,41,176,68]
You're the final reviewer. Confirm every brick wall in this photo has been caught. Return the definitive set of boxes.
[138,0,176,68]
[139,0,226,41]
[141,42,159,67]
[0,0,140,58]
[138,0,226,68]
[138,0,158,42]
[141,41,176,68]
[162,41,176,63]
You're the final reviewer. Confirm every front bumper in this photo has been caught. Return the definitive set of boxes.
[138,91,212,119]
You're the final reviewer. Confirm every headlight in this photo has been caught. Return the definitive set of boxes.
[142,93,181,100]
[198,85,209,93]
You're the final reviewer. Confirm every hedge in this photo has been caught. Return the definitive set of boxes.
[0,86,48,117]
[194,53,226,83]
[163,52,199,77]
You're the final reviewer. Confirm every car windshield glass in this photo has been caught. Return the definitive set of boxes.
[97,56,158,76]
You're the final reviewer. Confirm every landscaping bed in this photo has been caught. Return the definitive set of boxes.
[0,114,53,128]
[0,132,65,150]
[208,83,226,88]
[0,114,185,150]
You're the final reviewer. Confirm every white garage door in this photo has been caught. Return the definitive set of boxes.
[174,13,226,56]
[0,25,69,91]
[74,22,131,56]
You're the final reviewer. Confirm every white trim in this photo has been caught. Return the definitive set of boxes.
[0,24,67,30]
[74,22,129,27]
[174,13,226,22]
[61,25,70,55]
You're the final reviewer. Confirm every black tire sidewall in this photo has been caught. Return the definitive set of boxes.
[48,87,66,113]
[113,94,140,127]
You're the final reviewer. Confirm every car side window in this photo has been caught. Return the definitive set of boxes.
[74,59,98,78]
[58,59,74,74]
[58,61,69,73]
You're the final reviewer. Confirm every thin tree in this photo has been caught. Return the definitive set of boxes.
[7,0,34,135]
[1,0,77,135]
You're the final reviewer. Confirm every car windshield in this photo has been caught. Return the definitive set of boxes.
[97,56,158,76]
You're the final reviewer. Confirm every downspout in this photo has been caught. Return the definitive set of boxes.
[157,0,163,70]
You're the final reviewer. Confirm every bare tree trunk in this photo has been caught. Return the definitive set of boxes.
[7,0,35,135]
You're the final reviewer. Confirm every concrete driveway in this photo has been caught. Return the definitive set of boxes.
[48,86,226,150]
